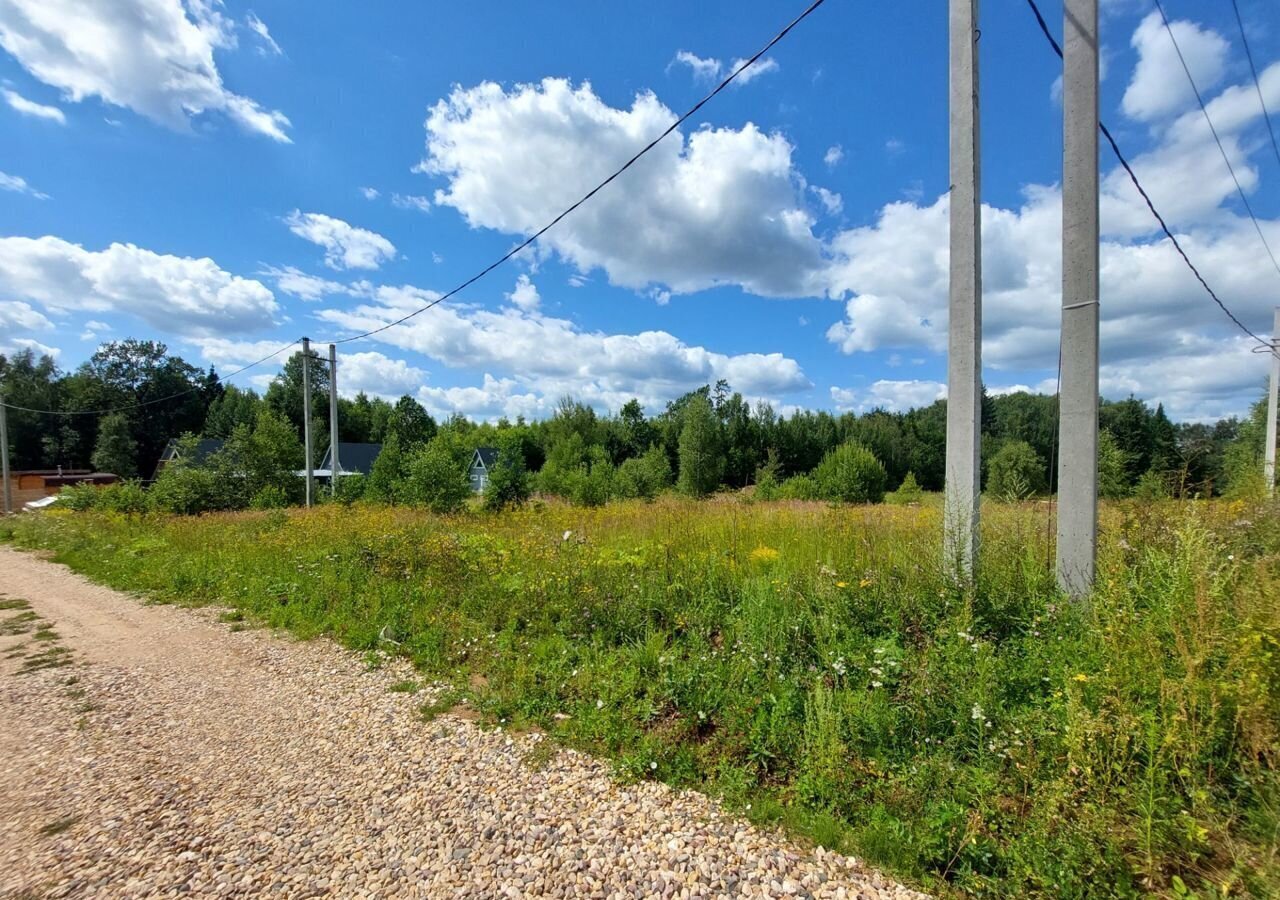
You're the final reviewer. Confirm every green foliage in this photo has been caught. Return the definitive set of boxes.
[365,432,407,505]
[1223,398,1272,500]
[1098,429,1132,500]
[90,412,138,477]
[484,433,531,511]
[14,499,1279,897]
[751,449,783,501]
[812,441,887,504]
[386,395,437,448]
[1134,466,1172,500]
[616,444,673,501]
[778,473,818,500]
[677,394,723,497]
[885,470,923,505]
[403,439,471,514]
[986,440,1046,501]
[330,473,366,505]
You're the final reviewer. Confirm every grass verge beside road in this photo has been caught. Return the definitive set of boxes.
[3,497,1277,897]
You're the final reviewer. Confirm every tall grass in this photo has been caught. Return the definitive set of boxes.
[4,496,1277,897]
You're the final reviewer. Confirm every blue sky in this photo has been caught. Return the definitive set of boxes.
[2,0,1279,422]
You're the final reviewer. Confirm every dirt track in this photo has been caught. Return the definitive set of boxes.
[0,544,924,899]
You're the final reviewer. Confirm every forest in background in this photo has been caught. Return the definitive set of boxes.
[1,339,1272,510]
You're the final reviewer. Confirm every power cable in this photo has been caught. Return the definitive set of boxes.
[0,339,300,417]
[1152,0,1280,281]
[1023,0,1279,359]
[1230,0,1280,172]
[323,0,829,346]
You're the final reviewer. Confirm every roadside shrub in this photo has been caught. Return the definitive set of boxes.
[149,465,230,515]
[95,480,150,514]
[751,450,783,501]
[885,470,923,505]
[249,485,291,510]
[813,441,887,504]
[568,447,615,507]
[778,473,818,500]
[616,445,673,501]
[365,433,406,504]
[57,482,105,511]
[330,473,366,505]
[403,441,471,514]
[986,440,1045,500]
[483,433,531,511]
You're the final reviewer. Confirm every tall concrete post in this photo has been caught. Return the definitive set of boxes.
[0,397,11,515]
[1057,0,1100,598]
[944,0,983,579]
[1265,308,1279,497]
[329,343,340,496]
[301,337,314,508]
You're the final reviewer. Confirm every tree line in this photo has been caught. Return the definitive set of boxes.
[1,340,1272,512]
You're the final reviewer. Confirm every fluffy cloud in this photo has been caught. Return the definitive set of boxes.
[670,51,721,82]
[284,211,397,271]
[821,15,1280,421]
[0,170,48,199]
[0,236,278,335]
[823,144,843,168]
[727,56,779,85]
[669,51,778,86]
[0,336,59,358]
[339,351,427,399]
[190,337,293,367]
[420,78,827,297]
[0,299,53,330]
[810,186,842,215]
[3,88,64,122]
[259,265,350,301]
[316,276,810,419]
[1122,11,1227,122]
[0,0,290,140]
[831,380,946,414]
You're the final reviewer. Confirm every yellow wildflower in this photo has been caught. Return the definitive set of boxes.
[749,545,780,565]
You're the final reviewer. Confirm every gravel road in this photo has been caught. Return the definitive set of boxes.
[0,544,927,899]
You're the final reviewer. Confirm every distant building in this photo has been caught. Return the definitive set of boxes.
[467,447,499,494]
[7,470,120,507]
[153,438,225,480]
[315,442,383,478]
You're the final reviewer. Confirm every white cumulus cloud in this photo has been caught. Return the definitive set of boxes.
[0,235,279,335]
[284,211,397,271]
[420,78,826,297]
[0,0,291,141]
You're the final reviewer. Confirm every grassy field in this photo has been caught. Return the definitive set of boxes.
[3,496,1278,897]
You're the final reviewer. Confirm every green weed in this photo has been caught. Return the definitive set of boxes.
[7,497,1279,897]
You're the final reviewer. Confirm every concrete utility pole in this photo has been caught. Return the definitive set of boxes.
[0,396,11,515]
[1266,308,1279,497]
[944,0,983,579]
[301,337,314,508]
[329,343,340,496]
[1057,0,1100,598]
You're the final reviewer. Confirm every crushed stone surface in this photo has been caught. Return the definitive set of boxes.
[0,545,928,899]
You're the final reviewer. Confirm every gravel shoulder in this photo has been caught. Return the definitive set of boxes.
[0,544,927,899]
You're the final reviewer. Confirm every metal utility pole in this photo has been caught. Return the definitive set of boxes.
[0,396,11,516]
[1265,308,1279,497]
[329,343,340,496]
[944,0,982,579]
[1057,0,1100,598]
[301,337,314,508]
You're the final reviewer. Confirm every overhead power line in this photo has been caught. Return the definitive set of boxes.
[324,0,829,346]
[1023,0,1279,359]
[1230,0,1280,172]
[0,339,300,417]
[1152,0,1280,282]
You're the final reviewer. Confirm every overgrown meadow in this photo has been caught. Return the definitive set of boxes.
[4,497,1278,898]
